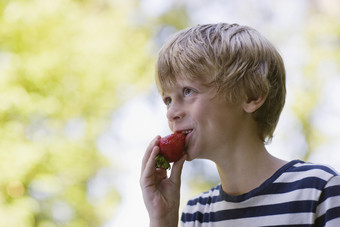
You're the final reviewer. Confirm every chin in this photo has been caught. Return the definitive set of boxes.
[185,155,194,162]
[184,149,199,161]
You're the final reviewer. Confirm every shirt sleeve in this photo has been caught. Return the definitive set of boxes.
[315,175,340,226]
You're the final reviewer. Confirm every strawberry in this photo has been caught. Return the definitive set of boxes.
[155,132,186,170]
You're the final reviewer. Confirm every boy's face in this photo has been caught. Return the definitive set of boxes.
[161,76,246,161]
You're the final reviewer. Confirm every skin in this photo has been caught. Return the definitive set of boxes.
[140,77,287,226]
[140,136,186,227]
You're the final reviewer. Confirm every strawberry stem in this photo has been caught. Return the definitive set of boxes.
[155,154,171,170]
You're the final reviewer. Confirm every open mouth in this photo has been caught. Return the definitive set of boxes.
[180,129,193,135]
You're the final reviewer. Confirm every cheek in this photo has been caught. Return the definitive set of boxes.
[192,103,209,119]
[194,101,218,124]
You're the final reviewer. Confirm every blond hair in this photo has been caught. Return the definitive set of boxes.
[156,23,286,143]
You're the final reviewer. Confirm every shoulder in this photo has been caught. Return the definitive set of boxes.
[273,160,340,209]
[274,160,339,185]
[289,160,338,174]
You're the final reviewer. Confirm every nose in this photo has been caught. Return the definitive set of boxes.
[166,102,185,122]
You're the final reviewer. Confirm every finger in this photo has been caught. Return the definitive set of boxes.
[169,154,187,185]
[142,146,160,180]
[155,168,167,182]
[141,136,161,172]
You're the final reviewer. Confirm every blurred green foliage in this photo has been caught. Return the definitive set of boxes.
[0,0,158,226]
[293,0,340,160]
[0,0,191,225]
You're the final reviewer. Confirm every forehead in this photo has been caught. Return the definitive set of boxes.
[158,74,211,94]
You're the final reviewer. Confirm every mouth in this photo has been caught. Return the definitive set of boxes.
[179,129,193,135]
[181,130,193,152]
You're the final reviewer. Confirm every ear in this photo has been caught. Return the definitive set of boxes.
[242,96,266,113]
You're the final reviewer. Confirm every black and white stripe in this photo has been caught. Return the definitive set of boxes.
[181,160,340,226]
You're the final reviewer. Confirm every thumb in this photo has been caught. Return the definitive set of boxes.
[169,154,187,185]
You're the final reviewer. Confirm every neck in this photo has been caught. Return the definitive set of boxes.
[213,139,286,196]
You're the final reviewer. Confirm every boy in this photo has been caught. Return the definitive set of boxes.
[140,23,340,226]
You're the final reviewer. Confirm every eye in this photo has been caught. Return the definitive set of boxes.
[163,97,172,107]
[183,87,194,96]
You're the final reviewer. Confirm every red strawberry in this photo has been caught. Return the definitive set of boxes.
[155,132,186,170]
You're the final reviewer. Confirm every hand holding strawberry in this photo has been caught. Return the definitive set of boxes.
[140,135,187,227]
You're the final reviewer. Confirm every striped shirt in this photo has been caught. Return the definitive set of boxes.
[181,160,340,226]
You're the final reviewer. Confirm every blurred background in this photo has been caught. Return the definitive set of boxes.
[0,0,340,226]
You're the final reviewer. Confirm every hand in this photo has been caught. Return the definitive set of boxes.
[140,136,186,227]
